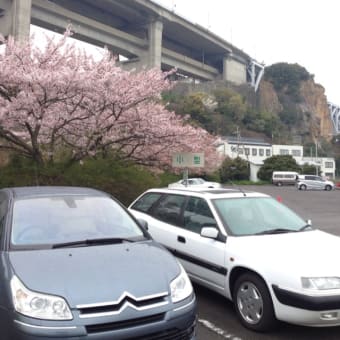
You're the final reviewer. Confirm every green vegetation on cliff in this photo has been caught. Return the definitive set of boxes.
[264,63,312,98]
[163,87,281,139]
[163,62,338,164]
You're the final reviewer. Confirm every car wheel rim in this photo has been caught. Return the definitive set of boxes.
[237,281,263,324]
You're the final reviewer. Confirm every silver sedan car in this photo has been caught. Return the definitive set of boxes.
[296,175,334,191]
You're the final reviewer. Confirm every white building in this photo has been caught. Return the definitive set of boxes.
[217,137,336,181]
[272,144,303,163]
[217,137,272,182]
[298,157,335,179]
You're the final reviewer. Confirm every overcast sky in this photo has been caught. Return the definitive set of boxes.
[154,0,339,105]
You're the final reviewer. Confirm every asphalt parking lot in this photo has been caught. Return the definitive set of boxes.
[196,185,340,340]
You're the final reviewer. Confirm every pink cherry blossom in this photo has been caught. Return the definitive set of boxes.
[0,28,221,172]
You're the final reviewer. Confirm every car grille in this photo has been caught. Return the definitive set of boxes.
[79,295,167,317]
[86,313,165,333]
[77,292,168,318]
[86,315,195,339]
[79,292,196,339]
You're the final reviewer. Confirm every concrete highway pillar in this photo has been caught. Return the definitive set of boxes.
[222,54,230,81]
[0,0,31,42]
[223,53,247,84]
[148,19,163,69]
[12,0,31,42]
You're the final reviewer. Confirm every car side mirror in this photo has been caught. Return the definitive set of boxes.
[306,219,312,226]
[201,227,219,239]
[138,218,148,230]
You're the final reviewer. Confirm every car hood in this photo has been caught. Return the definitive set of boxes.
[9,241,179,307]
[229,229,340,278]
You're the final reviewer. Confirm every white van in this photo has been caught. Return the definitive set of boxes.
[272,171,299,186]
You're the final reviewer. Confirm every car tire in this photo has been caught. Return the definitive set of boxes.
[233,273,276,332]
[300,184,307,190]
[276,182,282,187]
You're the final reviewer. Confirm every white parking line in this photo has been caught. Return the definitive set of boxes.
[198,319,243,340]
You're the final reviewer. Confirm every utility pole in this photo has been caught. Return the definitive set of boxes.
[315,139,318,158]
[235,126,241,157]
[315,139,318,176]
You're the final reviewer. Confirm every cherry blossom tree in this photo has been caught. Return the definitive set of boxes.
[0,28,221,172]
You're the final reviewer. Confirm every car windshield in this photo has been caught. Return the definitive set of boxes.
[11,195,145,248]
[213,197,307,236]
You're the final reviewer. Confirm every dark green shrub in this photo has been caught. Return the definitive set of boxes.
[219,157,249,183]
[300,163,318,175]
[257,155,300,181]
[0,157,164,206]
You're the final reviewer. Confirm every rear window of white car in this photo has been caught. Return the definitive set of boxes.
[131,192,162,213]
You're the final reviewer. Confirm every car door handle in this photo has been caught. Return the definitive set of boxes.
[177,236,186,243]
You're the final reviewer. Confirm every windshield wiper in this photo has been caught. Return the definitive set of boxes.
[255,228,297,235]
[52,237,135,249]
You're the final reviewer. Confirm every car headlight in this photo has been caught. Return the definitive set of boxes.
[170,264,193,303]
[10,275,73,320]
[302,277,340,290]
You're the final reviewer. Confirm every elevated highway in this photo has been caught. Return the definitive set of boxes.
[328,102,340,135]
[0,0,264,89]
[1,0,339,135]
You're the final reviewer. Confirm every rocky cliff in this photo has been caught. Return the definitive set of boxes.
[299,80,333,139]
[258,78,333,142]
[168,63,334,147]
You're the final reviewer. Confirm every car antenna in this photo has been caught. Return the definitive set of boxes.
[228,179,247,197]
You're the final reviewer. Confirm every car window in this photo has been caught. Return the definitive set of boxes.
[130,192,162,213]
[11,195,144,247]
[213,197,306,236]
[152,194,186,226]
[181,180,190,185]
[183,197,217,234]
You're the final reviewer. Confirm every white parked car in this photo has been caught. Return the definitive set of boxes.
[129,187,340,331]
[168,178,222,189]
[296,174,334,191]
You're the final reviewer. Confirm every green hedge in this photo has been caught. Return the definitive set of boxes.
[0,157,180,206]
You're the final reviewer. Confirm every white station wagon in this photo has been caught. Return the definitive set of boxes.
[129,188,340,331]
